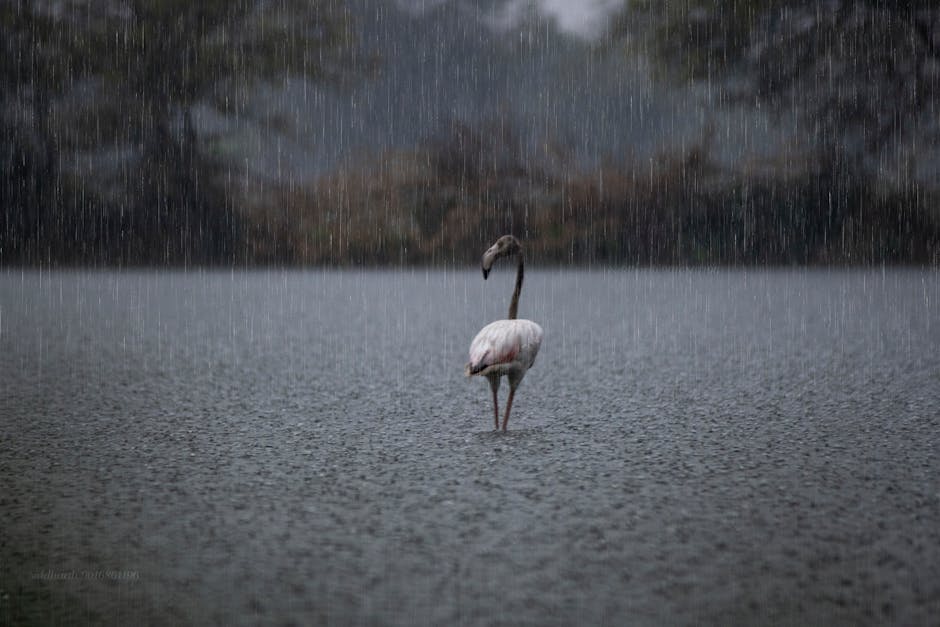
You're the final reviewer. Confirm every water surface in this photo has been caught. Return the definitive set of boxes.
[2,268,938,625]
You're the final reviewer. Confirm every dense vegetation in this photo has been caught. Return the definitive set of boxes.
[2,1,938,266]
[245,120,939,266]
[1,0,362,265]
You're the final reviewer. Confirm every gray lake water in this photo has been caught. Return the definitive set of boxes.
[1,268,939,625]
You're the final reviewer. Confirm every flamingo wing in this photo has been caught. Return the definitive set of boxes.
[467,319,543,376]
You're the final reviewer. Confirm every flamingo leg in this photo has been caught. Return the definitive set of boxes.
[501,388,515,432]
[487,375,500,430]
[491,385,500,430]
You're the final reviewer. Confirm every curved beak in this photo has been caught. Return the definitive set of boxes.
[481,244,498,280]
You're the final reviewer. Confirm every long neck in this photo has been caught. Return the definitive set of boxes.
[508,253,523,320]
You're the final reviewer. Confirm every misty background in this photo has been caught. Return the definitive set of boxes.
[2,0,939,266]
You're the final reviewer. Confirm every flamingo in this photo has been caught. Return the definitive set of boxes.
[465,235,543,431]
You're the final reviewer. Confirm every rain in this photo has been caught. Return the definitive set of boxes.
[1,1,939,624]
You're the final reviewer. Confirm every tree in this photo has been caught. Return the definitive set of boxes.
[617,1,940,175]
[1,0,365,264]
[0,2,90,260]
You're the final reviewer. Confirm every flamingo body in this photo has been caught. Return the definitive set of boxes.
[466,319,543,382]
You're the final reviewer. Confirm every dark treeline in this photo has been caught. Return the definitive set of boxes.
[1,0,359,266]
[242,120,940,267]
[2,1,938,266]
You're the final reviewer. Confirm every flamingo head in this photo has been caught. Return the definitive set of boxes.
[481,235,521,279]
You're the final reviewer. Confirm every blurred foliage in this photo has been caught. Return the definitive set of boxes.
[2,1,937,266]
[618,1,940,160]
[244,120,939,266]
[1,0,365,265]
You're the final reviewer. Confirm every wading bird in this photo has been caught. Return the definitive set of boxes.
[465,235,543,431]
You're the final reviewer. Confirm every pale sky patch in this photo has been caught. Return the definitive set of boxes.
[394,0,626,40]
